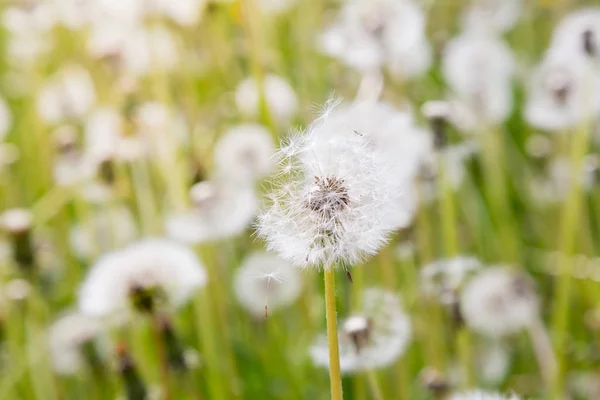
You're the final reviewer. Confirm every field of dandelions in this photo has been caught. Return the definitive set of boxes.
[2,0,600,399]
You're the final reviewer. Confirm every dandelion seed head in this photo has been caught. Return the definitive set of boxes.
[214,124,275,184]
[310,288,411,373]
[36,64,96,124]
[235,74,298,126]
[2,208,32,234]
[461,0,523,33]
[460,267,539,337]
[5,278,31,301]
[448,390,521,400]
[525,49,600,132]
[257,100,411,269]
[48,311,102,375]
[167,183,258,243]
[421,256,482,304]
[78,238,206,320]
[551,8,600,62]
[69,205,138,260]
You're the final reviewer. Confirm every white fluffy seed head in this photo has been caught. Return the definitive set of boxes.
[421,256,482,304]
[36,65,96,124]
[166,182,258,244]
[233,251,303,317]
[235,74,298,126]
[442,31,515,128]
[525,48,600,132]
[550,8,600,61]
[48,311,101,375]
[78,238,207,320]
[69,205,138,260]
[1,208,33,233]
[310,288,411,373]
[257,99,409,269]
[460,0,523,33]
[448,390,521,400]
[460,267,539,337]
[213,124,275,184]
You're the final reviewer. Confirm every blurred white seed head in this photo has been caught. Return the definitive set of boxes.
[36,65,96,124]
[257,99,408,269]
[530,155,599,204]
[448,390,521,400]
[461,0,523,33]
[319,0,431,77]
[2,208,33,234]
[234,252,303,317]
[5,278,31,301]
[0,95,12,141]
[257,0,298,15]
[525,134,553,159]
[460,267,539,337]
[442,31,515,129]
[166,182,258,243]
[48,312,101,375]
[214,124,275,184]
[550,8,600,62]
[525,49,600,132]
[235,74,298,126]
[421,256,482,304]
[310,288,411,373]
[69,205,138,260]
[78,238,207,319]
[145,0,203,26]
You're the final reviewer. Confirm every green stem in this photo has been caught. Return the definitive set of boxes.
[365,369,384,400]
[324,268,343,400]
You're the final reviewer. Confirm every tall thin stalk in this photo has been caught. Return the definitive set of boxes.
[324,268,343,400]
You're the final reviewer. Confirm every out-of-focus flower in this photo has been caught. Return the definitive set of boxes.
[319,0,431,78]
[0,95,12,141]
[460,267,539,337]
[78,238,206,319]
[4,278,31,301]
[213,124,275,184]
[525,49,600,132]
[233,252,303,317]
[310,288,411,373]
[166,181,258,243]
[448,390,521,400]
[529,155,599,204]
[257,99,407,269]
[48,312,102,375]
[419,140,478,203]
[551,8,600,63]
[442,31,515,130]
[2,2,55,64]
[37,65,96,124]
[257,0,298,15]
[69,205,138,260]
[235,74,298,126]
[421,256,482,304]
[461,0,523,33]
[145,0,203,26]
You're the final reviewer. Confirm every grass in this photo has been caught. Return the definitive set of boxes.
[0,0,599,399]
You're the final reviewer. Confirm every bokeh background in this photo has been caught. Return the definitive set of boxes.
[0,0,599,399]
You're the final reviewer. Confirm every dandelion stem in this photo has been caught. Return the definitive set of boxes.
[324,268,343,400]
[528,318,557,386]
[365,369,384,400]
[551,118,591,398]
[150,315,172,400]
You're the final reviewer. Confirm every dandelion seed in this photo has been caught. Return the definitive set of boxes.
[234,252,302,318]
